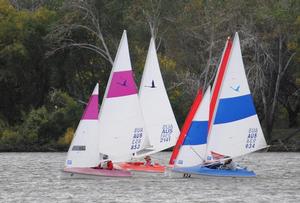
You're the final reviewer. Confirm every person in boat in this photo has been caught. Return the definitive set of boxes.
[100,160,114,170]
[205,161,222,169]
[93,157,114,170]
[144,155,153,166]
[107,160,114,170]
[222,157,237,170]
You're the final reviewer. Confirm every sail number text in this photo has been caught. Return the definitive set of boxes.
[160,124,173,143]
[246,128,257,149]
[131,128,143,150]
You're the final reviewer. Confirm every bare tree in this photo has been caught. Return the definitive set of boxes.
[9,0,46,11]
[46,0,113,65]
[241,27,297,141]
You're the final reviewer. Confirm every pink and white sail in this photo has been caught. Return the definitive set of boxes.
[98,30,146,162]
[65,83,99,168]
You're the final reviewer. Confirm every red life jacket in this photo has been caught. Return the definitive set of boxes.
[107,161,113,170]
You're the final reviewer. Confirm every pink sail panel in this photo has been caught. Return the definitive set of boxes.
[81,95,99,120]
[107,70,138,98]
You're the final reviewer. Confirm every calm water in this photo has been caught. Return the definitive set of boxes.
[0,152,299,203]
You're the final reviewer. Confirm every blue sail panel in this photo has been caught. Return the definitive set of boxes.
[214,94,256,124]
[183,121,208,145]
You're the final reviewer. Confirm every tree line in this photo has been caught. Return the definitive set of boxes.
[0,0,299,151]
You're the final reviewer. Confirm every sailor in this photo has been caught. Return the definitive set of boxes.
[144,155,153,166]
[107,160,114,170]
[222,158,237,170]
[100,160,114,170]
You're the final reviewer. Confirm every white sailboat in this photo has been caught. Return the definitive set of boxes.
[119,38,180,173]
[172,32,268,177]
[64,30,145,177]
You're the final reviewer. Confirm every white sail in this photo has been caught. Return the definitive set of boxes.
[65,84,99,168]
[206,33,267,160]
[98,30,146,162]
[175,87,210,167]
[137,38,180,157]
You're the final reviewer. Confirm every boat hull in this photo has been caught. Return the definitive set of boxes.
[172,166,256,177]
[63,167,132,178]
[118,162,166,173]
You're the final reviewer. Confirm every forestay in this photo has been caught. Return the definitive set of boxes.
[175,87,210,167]
[65,84,99,168]
[98,30,146,162]
[137,38,180,157]
[206,33,267,160]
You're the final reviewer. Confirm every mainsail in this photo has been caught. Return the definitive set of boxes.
[98,30,146,162]
[137,38,180,157]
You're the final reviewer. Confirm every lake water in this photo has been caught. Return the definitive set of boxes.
[0,152,299,202]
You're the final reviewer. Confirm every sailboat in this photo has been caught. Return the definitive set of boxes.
[118,38,180,173]
[64,30,146,177]
[63,83,131,177]
[172,32,268,177]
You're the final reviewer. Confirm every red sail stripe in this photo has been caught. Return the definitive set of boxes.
[169,89,203,165]
[208,37,233,134]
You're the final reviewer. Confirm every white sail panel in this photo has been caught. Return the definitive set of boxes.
[98,31,146,162]
[207,115,267,157]
[65,84,99,167]
[175,87,210,167]
[206,33,267,160]
[138,38,180,156]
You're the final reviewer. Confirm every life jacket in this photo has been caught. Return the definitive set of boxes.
[107,161,113,170]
